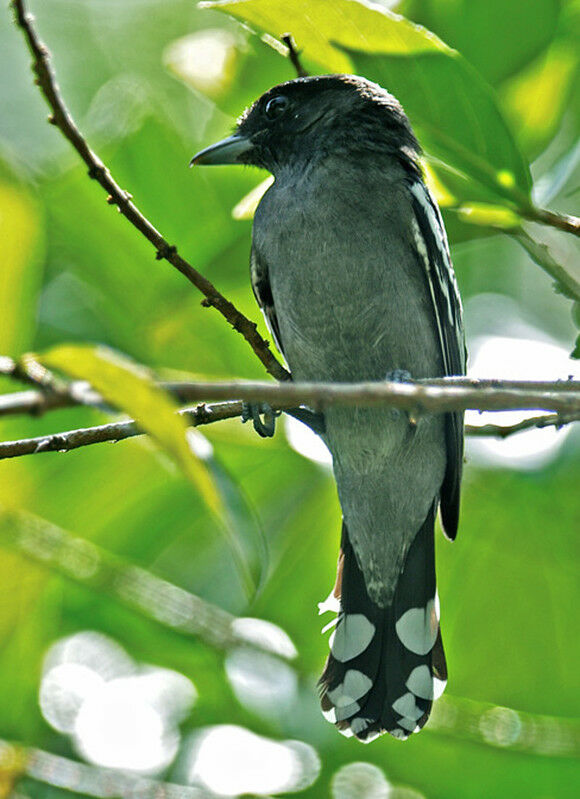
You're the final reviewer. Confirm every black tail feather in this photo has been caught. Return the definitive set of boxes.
[319,503,446,742]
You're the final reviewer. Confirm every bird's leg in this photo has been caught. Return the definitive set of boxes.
[385,369,418,428]
[385,368,413,384]
[242,403,326,437]
[241,402,281,438]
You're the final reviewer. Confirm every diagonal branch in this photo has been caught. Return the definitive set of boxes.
[0,510,294,659]
[522,205,580,239]
[10,0,289,383]
[0,739,215,799]
[0,400,245,460]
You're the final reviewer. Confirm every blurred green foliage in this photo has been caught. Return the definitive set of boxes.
[0,1,579,797]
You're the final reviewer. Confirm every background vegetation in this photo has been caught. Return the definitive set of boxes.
[0,1,579,797]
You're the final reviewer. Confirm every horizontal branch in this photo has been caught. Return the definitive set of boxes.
[466,411,580,438]
[11,0,289,382]
[97,376,580,413]
[1,379,579,461]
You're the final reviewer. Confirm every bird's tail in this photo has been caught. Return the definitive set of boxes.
[318,502,447,742]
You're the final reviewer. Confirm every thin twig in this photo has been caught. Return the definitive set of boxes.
[465,411,580,438]
[0,401,245,460]
[512,228,580,301]
[523,206,580,238]
[0,379,234,418]
[10,0,289,383]
[281,33,309,77]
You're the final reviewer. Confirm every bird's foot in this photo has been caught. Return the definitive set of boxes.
[385,369,413,384]
[241,402,281,438]
[384,370,417,427]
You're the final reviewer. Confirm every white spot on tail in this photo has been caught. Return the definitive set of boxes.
[322,707,337,723]
[350,717,372,735]
[398,716,420,732]
[392,692,424,722]
[328,670,372,706]
[335,701,361,722]
[395,598,438,655]
[329,614,375,662]
[406,665,434,700]
[359,729,381,744]
[389,728,408,741]
[433,677,447,700]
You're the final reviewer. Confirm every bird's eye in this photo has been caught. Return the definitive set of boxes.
[264,95,289,120]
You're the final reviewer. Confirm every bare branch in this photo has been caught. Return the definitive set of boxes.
[0,400,245,460]
[523,205,580,239]
[1,378,579,461]
[88,376,580,414]
[512,228,580,302]
[466,411,580,438]
[281,33,309,77]
[10,0,289,383]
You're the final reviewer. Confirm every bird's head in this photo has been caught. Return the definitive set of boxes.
[191,74,420,176]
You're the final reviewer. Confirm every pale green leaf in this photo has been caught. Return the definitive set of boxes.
[40,344,222,516]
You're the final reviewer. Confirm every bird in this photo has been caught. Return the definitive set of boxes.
[191,74,466,742]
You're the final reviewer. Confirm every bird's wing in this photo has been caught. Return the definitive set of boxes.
[250,245,285,357]
[408,180,466,540]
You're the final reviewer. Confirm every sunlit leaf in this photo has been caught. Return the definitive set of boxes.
[40,344,222,516]
[500,40,579,158]
[203,0,532,203]
[398,0,560,85]
[0,180,44,353]
[456,203,521,230]
[201,0,449,72]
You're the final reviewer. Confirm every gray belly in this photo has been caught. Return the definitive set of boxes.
[253,173,447,605]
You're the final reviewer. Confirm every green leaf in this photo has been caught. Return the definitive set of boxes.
[40,344,222,516]
[201,0,450,72]
[0,179,44,354]
[398,0,561,86]
[202,0,532,204]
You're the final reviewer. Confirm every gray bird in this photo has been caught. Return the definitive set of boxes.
[192,74,466,742]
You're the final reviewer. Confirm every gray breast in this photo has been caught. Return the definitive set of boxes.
[253,162,444,385]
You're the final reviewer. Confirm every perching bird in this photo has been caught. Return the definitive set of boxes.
[192,74,465,742]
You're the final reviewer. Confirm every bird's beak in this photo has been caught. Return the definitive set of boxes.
[189,134,252,167]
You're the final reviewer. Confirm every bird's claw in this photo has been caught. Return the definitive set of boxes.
[241,401,281,438]
[385,369,417,427]
[385,369,413,384]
